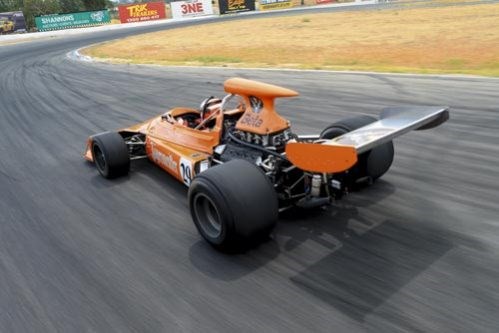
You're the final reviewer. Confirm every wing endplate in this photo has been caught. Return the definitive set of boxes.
[285,142,357,173]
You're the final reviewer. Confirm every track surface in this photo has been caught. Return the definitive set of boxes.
[1,12,499,333]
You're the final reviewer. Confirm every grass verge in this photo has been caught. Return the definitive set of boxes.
[83,1,499,76]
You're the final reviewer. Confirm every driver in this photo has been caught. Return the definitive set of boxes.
[176,97,222,129]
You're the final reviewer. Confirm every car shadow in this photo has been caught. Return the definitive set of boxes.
[188,179,397,282]
[188,177,482,324]
[287,217,454,322]
[278,181,482,323]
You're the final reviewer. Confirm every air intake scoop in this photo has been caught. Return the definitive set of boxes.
[224,78,298,98]
[224,78,298,135]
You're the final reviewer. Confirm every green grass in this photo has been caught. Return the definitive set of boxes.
[187,56,242,64]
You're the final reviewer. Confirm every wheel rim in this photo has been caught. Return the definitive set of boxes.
[193,193,222,239]
[93,144,106,173]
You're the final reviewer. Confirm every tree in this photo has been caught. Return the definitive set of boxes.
[0,0,23,12]
[82,0,106,10]
[23,0,60,29]
[60,0,84,13]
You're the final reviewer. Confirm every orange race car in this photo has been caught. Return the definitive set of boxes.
[85,78,449,251]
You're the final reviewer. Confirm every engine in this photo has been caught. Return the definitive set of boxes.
[235,129,295,151]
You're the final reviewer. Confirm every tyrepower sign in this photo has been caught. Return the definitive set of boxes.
[118,2,166,24]
[171,0,213,19]
[259,0,293,10]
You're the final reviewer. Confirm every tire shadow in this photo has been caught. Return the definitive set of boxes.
[188,239,280,281]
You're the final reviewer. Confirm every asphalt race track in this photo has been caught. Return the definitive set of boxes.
[1,14,499,333]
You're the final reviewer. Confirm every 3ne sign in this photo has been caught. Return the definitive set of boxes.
[118,2,166,24]
[171,0,213,19]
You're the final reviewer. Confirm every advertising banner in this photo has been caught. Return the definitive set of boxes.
[259,0,293,11]
[218,0,255,14]
[0,11,26,33]
[35,10,110,32]
[171,0,214,19]
[118,2,166,24]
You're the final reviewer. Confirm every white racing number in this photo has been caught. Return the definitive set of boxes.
[179,158,193,186]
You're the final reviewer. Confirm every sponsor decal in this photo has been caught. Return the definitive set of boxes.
[151,146,178,172]
[118,2,166,24]
[218,0,255,15]
[249,96,263,113]
[240,113,263,128]
[171,0,213,19]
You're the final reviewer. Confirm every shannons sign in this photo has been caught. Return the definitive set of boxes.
[35,10,110,31]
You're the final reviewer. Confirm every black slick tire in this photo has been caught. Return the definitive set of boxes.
[188,159,278,252]
[320,115,394,181]
[91,132,130,179]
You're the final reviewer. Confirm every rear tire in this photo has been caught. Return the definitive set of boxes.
[188,159,278,252]
[91,132,130,179]
[320,115,394,181]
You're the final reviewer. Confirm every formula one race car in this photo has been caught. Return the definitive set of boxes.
[85,78,449,251]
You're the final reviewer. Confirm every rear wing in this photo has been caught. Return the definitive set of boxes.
[286,106,449,173]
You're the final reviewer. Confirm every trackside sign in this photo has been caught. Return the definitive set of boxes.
[118,2,166,24]
[218,0,255,14]
[0,11,27,33]
[171,0,213,19]
[259,0,293,10]
[35,10,110,31]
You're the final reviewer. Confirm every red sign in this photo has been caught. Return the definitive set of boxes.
[118,2,166,24]
[316,0,335,3]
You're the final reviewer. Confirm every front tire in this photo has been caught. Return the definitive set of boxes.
[91,132,130,179]
[188,159,278,252]
[321,115,394,182]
